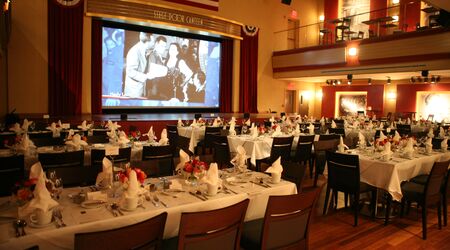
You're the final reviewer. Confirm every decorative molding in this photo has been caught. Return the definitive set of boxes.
[55,0,82,7]
[86,0,242,39]
[242,25,258,37]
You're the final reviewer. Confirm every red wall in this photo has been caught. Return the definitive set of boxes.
[321,85,385,118]
[370,0,387,36]
[400,0,421,31]
[396,83,450,113]
[324,0,339,43]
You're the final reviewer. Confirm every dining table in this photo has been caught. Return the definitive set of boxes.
[0,170,297,250]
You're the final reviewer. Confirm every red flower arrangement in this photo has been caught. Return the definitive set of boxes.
[128,130,141,142]
[183,158,208,174]
[118,167,147,184]
[12,178,38,205]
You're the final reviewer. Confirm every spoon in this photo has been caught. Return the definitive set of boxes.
[111,203,124,216]
[18,219,27,236]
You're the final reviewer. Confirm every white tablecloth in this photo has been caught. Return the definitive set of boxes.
[356,149,450,201]
[177,126,206,152]
[0,172,297,249]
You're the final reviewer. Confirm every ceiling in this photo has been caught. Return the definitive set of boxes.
[426,0,450,12]
[289,69,450,83]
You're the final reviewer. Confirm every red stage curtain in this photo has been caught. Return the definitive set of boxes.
[91,19,103,114]
[219,39,233,113]
[48,0,84,115]
[239,26,258,113]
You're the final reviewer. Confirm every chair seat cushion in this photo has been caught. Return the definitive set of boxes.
[401,181,425,202]
[240,219,263,249]
[410,174,428,185]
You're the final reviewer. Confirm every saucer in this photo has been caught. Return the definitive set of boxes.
[119,206,137,212]
[81,200,106,209]
[29,219,54,228]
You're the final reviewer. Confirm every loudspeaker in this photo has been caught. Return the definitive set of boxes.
[281,0,292,5]
[120,114,128,120]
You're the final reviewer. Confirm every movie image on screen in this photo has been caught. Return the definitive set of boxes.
[101,26,221,109]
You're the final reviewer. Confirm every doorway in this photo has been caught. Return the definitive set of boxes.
[285,90,296,114]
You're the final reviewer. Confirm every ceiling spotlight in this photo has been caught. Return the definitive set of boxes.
[436,76,441,82]
[368,78,372,85]
[326,80,330,85]
[421,70,429,77]
[417,77,423,82]
[333,80,337,86]
[424,77,429,83]
[337,80,341,85]
[387,78,391,84]
[431,76,436,84]
[348,80,352,85]
[410,76,415,83]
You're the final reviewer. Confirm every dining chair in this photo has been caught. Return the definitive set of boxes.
[164,199,249,250]
[31,137,65,147]
[0,154,24,197]
[38,150,94,187]
[177,136,193,156]
[318,134,340,141]
[86,135,109,144]
[396,124,412,137]
[142,145,174,176]
[211,134,232,169]
[324,151,377,226]
[384,160,449,239]
[74,212,167,250]
[294,135,315,178]
[281,161,307,192]
[313,139,338,187]
[0,133,16,149]
[28,131,53,139]
[92,130,108,137]
[197,126,222,154]
[409,162,450,227]
[91,147,131,170]
[240,188,321,250]
[167,124,179,156]
[431,138,444,150]
[258,136,294,172]
[328,128,345,138]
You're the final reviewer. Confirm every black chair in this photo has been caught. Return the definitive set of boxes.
[0,154,24,197]
[31,137,65,147]
[142,145,174,177]
[385,160,449,239]
[432,138,444,150]
[0,132,16,149]
[92,130,108,137]
[396,124,412,137]
[75,212,167,250]
[329,128,345,137]
[198,126,222,155]
[281,162,307,192]
[39,150,94,187]
[258,136,294,172]
[86,135,109,144]
[28,131,53,139]
[211,134,232,169]
[324,151,377,226]
[164,199,250,249]
[294,135,315,178]
[166,124,179,156]
[409,164,450,227]
[91,147,131,169]
[240,188,321,249]
[177,136,193,156]
[313,139,338,187]
[318,134,340,141]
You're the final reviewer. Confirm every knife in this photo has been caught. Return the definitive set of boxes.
[250,181,270,188]
[188,191,206,201]
[83,200,107,206]
[159,200,168,208]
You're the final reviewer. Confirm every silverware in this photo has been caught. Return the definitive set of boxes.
[111,203,124,216]
[188,191,206,201]
[251,181,269,188]
[106,204,117,217]
[196,190,208,200]
[223,185,237,194]
[54,209,66,227]
[83,200,107,206]
[17,219,27,236]
[153,195,168,208]
[13,220,20,237]
[160,191,177,198]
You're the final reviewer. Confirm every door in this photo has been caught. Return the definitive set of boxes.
[285,90,296,114]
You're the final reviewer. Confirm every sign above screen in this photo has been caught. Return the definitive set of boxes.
[102,23,222,110]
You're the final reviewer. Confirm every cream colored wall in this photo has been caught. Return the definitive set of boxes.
[288,81,322,117]
[0,52,6,118]
[7,0,321,114]
[8,0,48,114]
[384,82,397,116]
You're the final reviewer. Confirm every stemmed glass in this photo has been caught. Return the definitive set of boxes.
[241,125,248,135]
[48,171,63,200]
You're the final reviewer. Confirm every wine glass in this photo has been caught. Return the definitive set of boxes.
[29,122,36,132]
[241,125,248,135]
[135,130,141,141]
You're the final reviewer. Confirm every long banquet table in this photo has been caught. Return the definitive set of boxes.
[0,171,297,249]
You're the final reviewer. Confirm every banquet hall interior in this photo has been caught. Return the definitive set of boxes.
[1,0,450,249]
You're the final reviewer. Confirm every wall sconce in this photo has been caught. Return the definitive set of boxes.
[302,91,313,100]
[319,15,325,22]
[387,92,397,100]
[347,47,358,56]
[347,74,353,85]
[392,15,399,22]
[392,0,399,4]
[316,90,323,99]
[368,78,372,85]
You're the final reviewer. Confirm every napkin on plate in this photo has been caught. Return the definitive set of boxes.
[212,118,219,127]
[159,129,169,145]
[17,134,36,152]
[425,137,433,152]
[231,145,247,172]
[176,149,190,172]
[117,131,130,146]
[123,170,140,198]
[250,123,258,139]
[382,142,393,157]
[358,132,366,146]
[229,119,236,136]
[190,119,198,127]
[372,114,376,121]
[106,120,121,131]
[308,123,315,135]
[265,156,283,175]
[96,157,113,188]
[320,117,325,126]
[272,126,282,137]
[145,126,156,143]
[331,120,337,128]
[403,138,415,156]
[293,124,301,136]
[9,123,23,134]
[65,134,87,150]
[269,116,275,125]
[202,163,220,186]
[46,122,61,138]
[177,119,183,127]
[77,120,91,131]
[379,131,387,141]
[441,138,448,151]
[439,127,445,138]
[22,119,32,132]
[244,118,251,126]
[27,173,59,213]
[29,162,45,180]
[427,128,434,138]
[393,131,401,142]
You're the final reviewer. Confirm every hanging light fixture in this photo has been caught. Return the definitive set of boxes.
[387,77,391,85]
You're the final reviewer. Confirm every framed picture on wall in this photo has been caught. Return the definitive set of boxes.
[416,92,450,122]
[335,92,367,117]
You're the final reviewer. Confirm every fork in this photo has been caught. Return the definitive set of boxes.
[54,209,67,227]
[153,195,168,208]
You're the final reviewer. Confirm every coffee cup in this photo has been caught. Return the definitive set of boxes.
[30,208,53,225]
[123,196,141,210]
[382,153,391,161]
[271,172,281,184]
[206,183,218,196]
